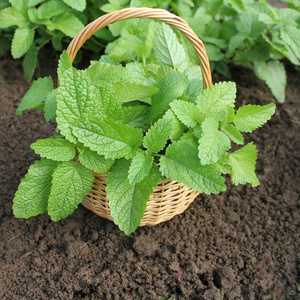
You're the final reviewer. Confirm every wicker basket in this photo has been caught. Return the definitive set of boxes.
[66,7,212,227]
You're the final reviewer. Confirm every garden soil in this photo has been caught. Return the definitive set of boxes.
[0,54,299,300]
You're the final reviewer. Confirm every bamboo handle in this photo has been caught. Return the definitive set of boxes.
[66,7,212,89]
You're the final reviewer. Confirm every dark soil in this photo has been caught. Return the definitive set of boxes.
[0,54,299,300]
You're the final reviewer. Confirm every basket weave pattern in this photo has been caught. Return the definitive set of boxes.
[66,7,212,226]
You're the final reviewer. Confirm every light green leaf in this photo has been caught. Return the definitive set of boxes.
[72,118,143,160]
[160,140,226,194]
[38,0,68,19]
[170,100,201,128]
[280,25,300,60]
[11,27,35,59]
[254,61,286,103]
[106,159,161,235]
[154,22,187,67]
[44,89,58,122]
[96,85,123,121]
[23,44,38,82]
[48,13,84,38]
[78,147,114,174]
[28,0,44,6]
[57,51,72,79]
[31,139,76,162]
[150,73,188,121]
[86,62,127,85]
[185,79,203,103]
[56,68,99,143]
[143,117,172,154]
[197,81,236,121]
[113,82,159,103]
[13,159,59,218]
[221,124,244,145]
[122,105,150,129]
[163,109,186,142]
[122,62,155,86]
[234,103,276,133]
[0,6,29,29]
[128,152,154,184]
[229,143,259,187]
[62,0,86,11]
[198,117,231,165]
[16,77,53,115]
[48,162,94,221]
[214,155,231,174]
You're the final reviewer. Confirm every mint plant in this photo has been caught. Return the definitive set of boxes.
[13,22,275,235]
[0,0,113,81]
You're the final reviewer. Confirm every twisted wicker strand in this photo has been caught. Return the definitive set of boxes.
[66,7,212,89]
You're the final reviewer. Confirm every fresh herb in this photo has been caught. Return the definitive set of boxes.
[13,22,275,235]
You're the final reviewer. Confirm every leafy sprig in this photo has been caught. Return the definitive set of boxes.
[13,22,275,235]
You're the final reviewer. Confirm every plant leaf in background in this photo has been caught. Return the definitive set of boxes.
[254,61,286,103]
[154,22,187,68]
[13,159,59,218]
[11,27,35,58]
[47,161,94,221]
[16,76,53,115]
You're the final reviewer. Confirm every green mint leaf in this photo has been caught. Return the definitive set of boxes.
[62,0,86,11]
[197,82,236,121]
[57,51,72,80]
[16,77,53,115]
[229,143,259,187]
[22,44,38,82]
[221,124,244,145]
[0,6,29,29]
[254,61,286,103]
[122,105,150,129]
[234,103,276,133]
[214,155,231,175]
[150,73,188,121]
[106,158,161,235]
[31,139,76,162]
[48,12,84,38]
[113,82,159,103]
[96,85,123,121]
[198,117,231,165]
[72,118,143,160]
[86,62,127,85]
[13,159,59,218]
[280,25,300,61]
[122,62,155,86]
[48,162,94,221]
[170,100,201,128]
[186,79,203,103]
[44,89,58,122]
[163,109,186,142]
[38,0,68,19]
[128,151,154,184]
[143,117,172,154]
[56,68,99,143]
[11,27,35,59]
[154,22,187,67]
[78,147,114,174]
[160,140,226,194]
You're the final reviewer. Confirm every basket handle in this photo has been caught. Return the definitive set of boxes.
[66,7,212,89]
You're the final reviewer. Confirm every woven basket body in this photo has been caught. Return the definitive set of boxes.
[66,7,212,226]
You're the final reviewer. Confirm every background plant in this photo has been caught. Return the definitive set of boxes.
[1,0,299,102]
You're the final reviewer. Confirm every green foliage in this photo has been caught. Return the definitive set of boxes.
[13,23,276,234]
